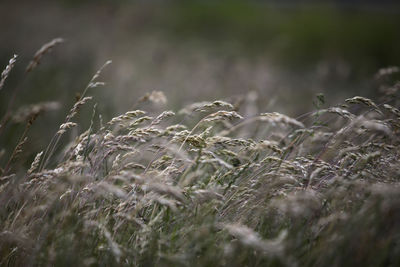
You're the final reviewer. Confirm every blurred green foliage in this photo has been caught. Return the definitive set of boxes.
[50,0,400,69]
[162,2,400,69]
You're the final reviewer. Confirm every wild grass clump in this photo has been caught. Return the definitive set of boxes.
[1,42,400,267]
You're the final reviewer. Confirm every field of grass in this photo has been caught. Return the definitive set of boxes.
[0,39,400,266]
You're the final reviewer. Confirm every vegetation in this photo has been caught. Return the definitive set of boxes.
[0,40,400,266]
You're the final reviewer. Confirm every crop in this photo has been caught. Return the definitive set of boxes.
[1,40,400,267]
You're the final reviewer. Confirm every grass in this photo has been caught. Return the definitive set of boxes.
[0,40,400,267]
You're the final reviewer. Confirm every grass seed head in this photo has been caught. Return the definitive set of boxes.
[26,38,64,73]
[0,54,17,91]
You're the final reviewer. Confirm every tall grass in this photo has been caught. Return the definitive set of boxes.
[0,42,399,267]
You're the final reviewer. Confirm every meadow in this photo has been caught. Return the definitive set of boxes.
[0,37,399,266]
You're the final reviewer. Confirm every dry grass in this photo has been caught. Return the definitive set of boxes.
[0,41,400,267]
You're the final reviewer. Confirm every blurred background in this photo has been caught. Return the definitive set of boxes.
[1,0,399,166]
